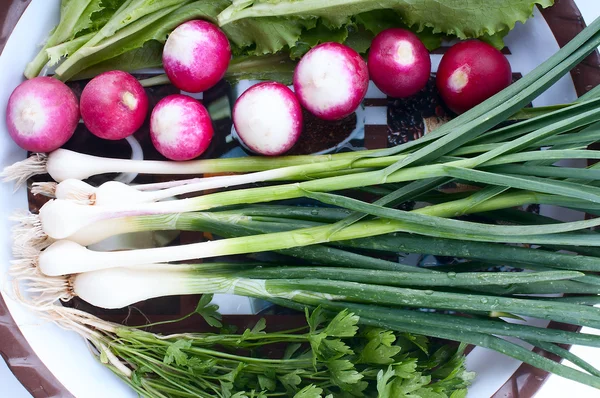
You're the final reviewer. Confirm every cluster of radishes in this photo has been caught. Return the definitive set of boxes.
[367,28,512,115]
[234,29,512,155]
[6,20,512,160]
[6,20,228,160]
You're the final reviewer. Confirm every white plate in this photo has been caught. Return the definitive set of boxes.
[0,1,597,397]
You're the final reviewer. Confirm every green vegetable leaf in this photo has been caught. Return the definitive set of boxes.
[450,389,469,398]
[278,370,304,392]
[195,294,223,328]
[221,381,234,398]
[71,0,126,38]
[324,309,359,338]
[238,317,267,343]
[393,359,419,379]
[390,373,432,396]
[322,338,354,359]
[290,20,348,59]
[164,339,191,366]
[251,318,267,334]
[225,53,297,86]
[308,332,326,366]
[328,359,363,390]
[283,342,302,360]
[72,39,164,80]
[217,0,553,46]
[306,307,328,334]
[422,345,455,370]
[294,385,324,398]
[99,347,108,364]
[56,0,230,81]
[411,389,447,398]
[223,15,317,56]
[355,10,443,50]
[222,363,246,383]
[258,374,277,391]
[187,358,217,374]
[359,328,401,365]
[402,333,430,355]
[376,366,396,397]
[343,25,374,54]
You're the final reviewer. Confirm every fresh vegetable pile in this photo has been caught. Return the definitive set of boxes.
[9,0,600,396]
[38,302,472,397]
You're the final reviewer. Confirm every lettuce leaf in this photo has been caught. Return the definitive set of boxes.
[71,0,128,39]
[218,0,554,44]
[55,0,230,81]
[355,10,444,51]
[223,16,317,56]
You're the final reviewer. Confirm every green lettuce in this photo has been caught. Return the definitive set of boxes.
[29,0,553,82]
[218,0,554,49]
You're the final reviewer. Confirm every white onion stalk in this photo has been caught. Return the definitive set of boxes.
[16,265,336,310]
[34,216,399,276]
[30,199,600,276]
[0,148,384,188]
[28,153,378,206]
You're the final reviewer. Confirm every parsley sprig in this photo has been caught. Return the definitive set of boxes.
[100,297,472,397]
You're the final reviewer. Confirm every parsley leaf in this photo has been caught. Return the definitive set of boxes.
[321,338,354,359]
[394,359,419,379]
[323,310,359,338]
[359,328,401,365]
[187,358,217,374]
[450,389,469,398]
[306,307,328,333]
[294,385,325,398]
[278,370,304,392]
[328,360,363,390]
[195,294,223,328]
[164,339,192,366]
[258,374,277,392]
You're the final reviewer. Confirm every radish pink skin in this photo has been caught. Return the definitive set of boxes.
[436,40,512,114]
[293,42,369,121]
[368,28,431,98]
[233,82,303,156]
[163,20,231,93]
[150,94,213,161]
[80,70,148,140]
[6,77,79,152]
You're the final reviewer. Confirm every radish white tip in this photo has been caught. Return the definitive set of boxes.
[449,66,470,92]
[1,152,48,188]
[31,182,57,197]
[395,41,415,65]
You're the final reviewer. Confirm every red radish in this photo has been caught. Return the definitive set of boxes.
[80,70,148,140]
[436,40,512,114]
[150,94,213,161]
[163,20,231,93]
[293,42,368,121]
[233,82,303,156]
[6,77,79,152]
[368,28,431,98]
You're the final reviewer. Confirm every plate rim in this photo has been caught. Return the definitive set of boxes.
[0,1,598,397]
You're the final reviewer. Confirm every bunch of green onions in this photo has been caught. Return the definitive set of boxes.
[9,12,600,393]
